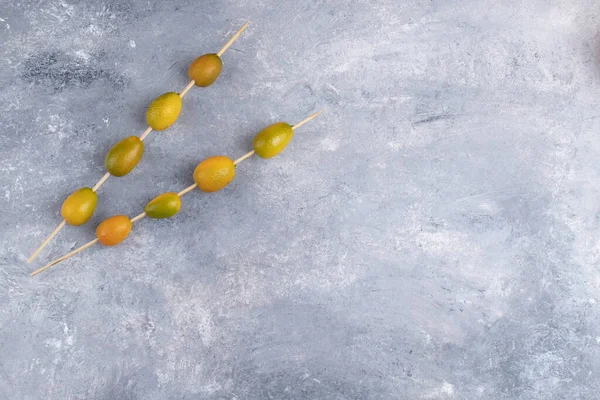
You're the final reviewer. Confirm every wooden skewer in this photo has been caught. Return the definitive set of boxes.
[30,239,99,277]
[26,24,250,264]
[179,80,195,98]
[234,150,255,165]
[131,212,147,223]
[26,220,66,263]
[138,126,153,141]
[292,110,323,130]
[31,110,322,276]
[92,172,111,191]
[178,183,197,197]
[218,22,250,57]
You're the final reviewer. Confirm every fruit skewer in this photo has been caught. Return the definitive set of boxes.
[30,111,322,277]
[27,22,250,263]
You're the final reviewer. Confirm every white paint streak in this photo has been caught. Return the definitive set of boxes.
[320,137,339,151]
[421,381,455,399]
[74,50,91,61]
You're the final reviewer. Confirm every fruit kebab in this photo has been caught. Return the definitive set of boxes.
[27,22,250,263]
[30,111,322,277]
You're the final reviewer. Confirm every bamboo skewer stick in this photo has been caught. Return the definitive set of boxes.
[26,23,250,264]
[92,172,111,191]
[179,80,195,98]
[131,212,147,223]
[30,239,98,277]
[218,22,250,57]
[292,110,322,130]
[233,150,255,165]
[30,111,322,276]
[178,183,197,197]
[26,220,66,263]
[138,126,153,141]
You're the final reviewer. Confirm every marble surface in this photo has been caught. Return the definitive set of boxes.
[2,0,600,398]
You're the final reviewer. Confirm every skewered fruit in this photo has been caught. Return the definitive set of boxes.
[105,136,144,177]
[188,54,222,87]
[252,122,294,158]
[193,156,235,192]
[144,192,181,219]
[60,188,97,226]
[30,110,323,278]
[96,215,132,246]
[26,22,251,266]
[145,92,182,130]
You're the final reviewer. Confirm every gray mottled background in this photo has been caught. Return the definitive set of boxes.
[1,0,600,398]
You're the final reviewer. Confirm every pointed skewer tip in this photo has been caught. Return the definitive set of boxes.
[26,219,67,263]
[30,238,99,277]
[292,110,324,130]
[217,21,251,57]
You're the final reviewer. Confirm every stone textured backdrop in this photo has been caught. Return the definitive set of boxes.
[1,0,600,399]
